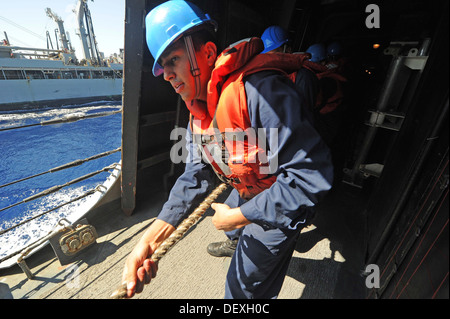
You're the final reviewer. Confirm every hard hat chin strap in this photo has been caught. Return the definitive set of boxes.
[184,35,201,99]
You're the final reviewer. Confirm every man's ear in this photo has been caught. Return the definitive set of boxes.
[203,41,217,67]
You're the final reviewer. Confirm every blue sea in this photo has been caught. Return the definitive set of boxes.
[0,102,122,266]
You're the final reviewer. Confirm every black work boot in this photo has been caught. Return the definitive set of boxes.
[206,239,238,257]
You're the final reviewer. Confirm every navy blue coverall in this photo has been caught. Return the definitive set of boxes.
[157,68,333,298]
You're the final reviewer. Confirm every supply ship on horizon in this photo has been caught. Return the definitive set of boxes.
[0,0,123,111]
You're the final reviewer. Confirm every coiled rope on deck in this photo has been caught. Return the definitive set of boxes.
[110,182,229,299]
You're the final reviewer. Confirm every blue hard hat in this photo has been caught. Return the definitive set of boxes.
[145,0,217,76]
[327,41,343,56]
[261,26,289,53]
[306,43,327,62]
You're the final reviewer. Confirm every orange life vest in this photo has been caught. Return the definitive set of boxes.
[302,60,347,114]
[188,37,309,199]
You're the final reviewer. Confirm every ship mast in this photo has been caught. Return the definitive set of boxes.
[45,7,77,63]
[45,8,70,51]
[74,0,102,66]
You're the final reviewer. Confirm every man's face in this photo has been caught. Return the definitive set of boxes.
[160,41,202,102]
[159,38,216,103]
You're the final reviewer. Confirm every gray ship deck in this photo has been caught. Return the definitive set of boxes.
[0,181,367,299]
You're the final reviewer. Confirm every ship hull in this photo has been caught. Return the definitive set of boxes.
[0,78,122,111]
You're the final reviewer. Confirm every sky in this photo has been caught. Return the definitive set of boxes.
[0,0,125,60]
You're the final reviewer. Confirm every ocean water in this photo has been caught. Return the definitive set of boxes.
[0,102,122,266]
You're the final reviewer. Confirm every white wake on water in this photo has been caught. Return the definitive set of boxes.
[0,103,121,268]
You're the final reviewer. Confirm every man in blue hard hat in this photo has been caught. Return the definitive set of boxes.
[261,26,320,129]
[306,43,328,65]
[260,29,346,187]
[261,31,348,173]
[326,40,348,75]
[326,41,343,63]
[261,25,292,54]
[121,1,333,299]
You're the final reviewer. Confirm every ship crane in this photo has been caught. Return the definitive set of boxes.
[45,8,70,51]
[45,7,77,63]
[74,0,102,66]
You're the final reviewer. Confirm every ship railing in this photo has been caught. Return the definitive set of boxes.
[5,46,65,61]
[0,160,121,264]
[0,65,123,80]
[0,109,122,267]
[0,109,121,132]
[0,162,121,264]
[0,160,120,231]
[108,66,123,79]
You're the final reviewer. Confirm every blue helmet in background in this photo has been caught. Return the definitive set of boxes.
[145,0,217,76]
[327,41,343,57]
[261,26,289,53]
[306,43,327,63]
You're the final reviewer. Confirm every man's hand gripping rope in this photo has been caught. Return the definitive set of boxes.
[110,182,228,299]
